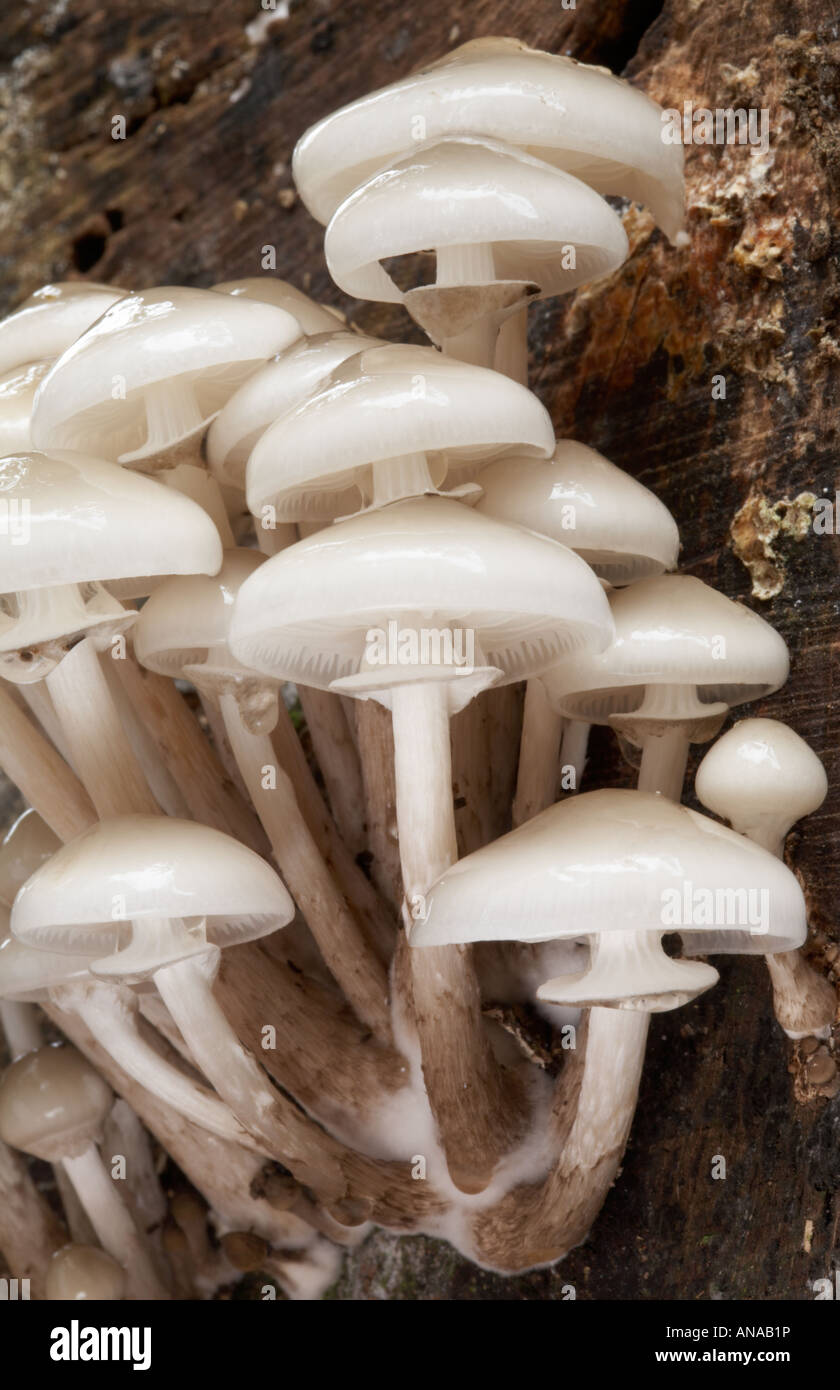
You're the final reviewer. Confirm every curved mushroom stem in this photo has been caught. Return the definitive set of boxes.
[152,946,445,1228]
[392,680,528,1193]
[0,682,96,840]
[512,678,564,826]
[637,728,690,802]
[56,978,268,1153]
[294,687,367,860]
[737,822,836,1039]
[0,1000,42,1061]
[217,690,392,1040]
[764,951,836,1040]
[61,1143,169,1299]
[46,637,160,818]
[471,1008,649,1271]
[559,718,591,793]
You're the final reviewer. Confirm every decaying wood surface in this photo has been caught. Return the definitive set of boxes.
[0,0,838,1299]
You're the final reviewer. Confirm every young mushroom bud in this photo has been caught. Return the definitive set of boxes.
[693,718,835,1039]
[543,574,789,803]
[46,1243,126,1301]
[0,1043,167,1298]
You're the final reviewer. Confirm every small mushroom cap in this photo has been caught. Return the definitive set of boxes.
[134,548,265,680]
[12,815,294,959]
[543,574,789,721]
[229,494,613,708]
[207,330,384,490]
[213,276,344,335]
[0,360,51,454]
[293,37,684,238]
[0,452,222,635]
[476,439,680,584]
[324,137,629,306]
[46,1244,126,1301]
[410,787,806,954]
[0,810,60,909]
[0,1043,113,1161]
[695,718,828,838]
[0,282,125,377]
[30,287,301,462]
[245,343,555,523]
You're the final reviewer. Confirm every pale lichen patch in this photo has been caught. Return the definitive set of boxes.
[730,490,816,598]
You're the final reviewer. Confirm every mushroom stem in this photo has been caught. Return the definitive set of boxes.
[436,243,500,366]
[57,978,269,1153]
[354,698,404,909]
[127,377,204,460]
[0,1136,66,1299]
[153,947,442,1227]
[269,697,393,963]
[218,689,391,1040]
[17,681,76,766]
[0,682,97,840]
[559,717,591,792]
[45,638,160,818]
[99,653,190,818]
[296,686,367,858]
[472,1008,649,1271]
[637,728,690,801]
[392,680,527,1192]
[112,656,268,852]
[735,822,836,1039]
[102,1098,168,1235]
[61,1142,170,1299]
[512,677,564,826]
[0,1000,42,1060]
[369,453,436,508]
[494,306,529,383]
[764,950,835,1040]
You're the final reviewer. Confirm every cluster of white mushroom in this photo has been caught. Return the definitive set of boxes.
[0,38,833,1297]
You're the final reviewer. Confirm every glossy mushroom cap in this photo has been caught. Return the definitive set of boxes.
[543,574,789,742]
[46,1244,126,1301]
[1,887,92,1004]
[245,343,555,523]
[324,137,629,313]
[12,815,295,979]
[0,452,222,671]
[229,494,613,714]
[411,787,807,1009]
[0,361,51,453]
[0,810,60,909]
[214,276,344,334]
[207,330,384,490]
[31,287,302,465]
[0,282,125,377]
[293,37,684,238]
[695,718,828,857]
[134,549,277,724]
[0,1044,112,1161]
[476,439,680,585]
